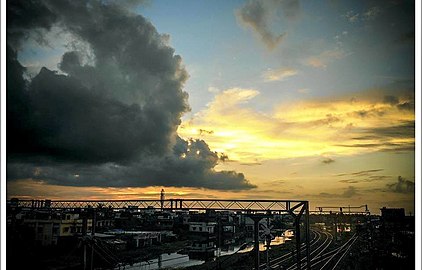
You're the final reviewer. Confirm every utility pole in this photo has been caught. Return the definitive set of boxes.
[265,217,271,270]
[82,214,88,270]
[254,217,261,270]
[90,209,96,270]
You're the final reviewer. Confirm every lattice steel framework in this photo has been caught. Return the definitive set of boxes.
[10,198,306,213]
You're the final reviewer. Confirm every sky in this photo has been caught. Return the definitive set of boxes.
[6,0,416,214]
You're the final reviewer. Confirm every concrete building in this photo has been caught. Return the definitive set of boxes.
[23,212,93,246]
[189,221,216,234]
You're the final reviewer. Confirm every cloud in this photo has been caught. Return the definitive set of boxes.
[342,121,415,151]
[366,121,414,139]
[397,101,414,111]
[339,175,391,183]
[386,176,414,194]
[279,0,301,20]
[179,84,414,162]
[199,129,214,135]
[336,169,384,177]
[8,137,256,190]
[342,186,358,198]
[343,7,381,24]
[262,67,298,81]
[380,95,413,111]
[383,95,399,105]
[318,186,358,198]
[305,48,347,68]
[321,157,335,164]
[236,0,300,50]
[340,0,413,51]
[344,10,360,23]
[236,0,284,50]
[297,88,310,94]
[337,169,395,185]
[7,0,58,48]
[239,162,262,166]
[338,179,359,184]
[363,7,381,21]
[7,0,254,191]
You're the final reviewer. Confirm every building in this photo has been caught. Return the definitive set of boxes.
[189,221,216,234]
[380,207,405,222]
[22,212,93,246]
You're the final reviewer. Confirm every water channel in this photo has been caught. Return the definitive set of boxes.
[119,233,293,270]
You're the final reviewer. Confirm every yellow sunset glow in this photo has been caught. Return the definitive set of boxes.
[178,88,414,162]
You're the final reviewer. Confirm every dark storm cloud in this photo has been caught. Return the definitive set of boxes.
[8,1,189,163]
[8,137,255,190]
[236,0,300,50]
[386,176,414,194]
[7,0,255,191]
[7,0,58,47]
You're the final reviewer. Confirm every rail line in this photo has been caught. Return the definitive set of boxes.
[310,233,358,270]
[257,229,319,269]
[257,229,333,270]
[283,230,334,270]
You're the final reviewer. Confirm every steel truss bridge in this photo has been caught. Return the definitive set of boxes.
[11,198,306,212]
[8,198,312,270]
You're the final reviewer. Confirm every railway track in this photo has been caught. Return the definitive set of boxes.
[284,232,358,270]
[282,230,334,270]
[313,233,358,270]
[257,229,333,270]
